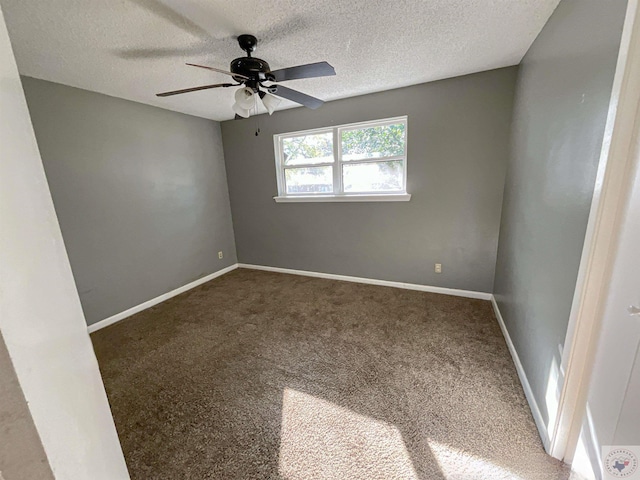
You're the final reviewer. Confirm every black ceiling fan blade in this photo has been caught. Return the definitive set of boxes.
[128,0,211,40]
[186,63,249,80]
[156,83,232,97]
[115,44,210,60]
[269,85,324,109]
[270,61,335,82]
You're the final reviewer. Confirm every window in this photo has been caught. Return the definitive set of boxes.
[273,116,410,202]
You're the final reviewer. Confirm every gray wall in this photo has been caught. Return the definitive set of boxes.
[493,0,627,426]
[0,332,53,480]
[222,67,517,292]
[22,77,237,326]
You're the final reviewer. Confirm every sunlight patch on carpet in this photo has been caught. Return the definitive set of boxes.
[428,438,527,479]
[278,388,419,480]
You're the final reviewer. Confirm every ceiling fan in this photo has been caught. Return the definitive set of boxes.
[156,34,335,118]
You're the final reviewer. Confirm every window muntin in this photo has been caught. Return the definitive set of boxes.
[274,117,407,197]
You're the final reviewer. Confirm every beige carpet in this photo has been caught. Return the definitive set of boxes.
[91,268,576,479]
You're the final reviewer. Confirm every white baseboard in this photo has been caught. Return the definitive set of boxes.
[491,295,550,451]
[238,263,492,300]
[87,264,239,333]
[88,263,490,333]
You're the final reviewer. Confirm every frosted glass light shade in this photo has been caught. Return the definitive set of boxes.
[234,87,255,109]
[232,103,251,118]
[261,93,281,115]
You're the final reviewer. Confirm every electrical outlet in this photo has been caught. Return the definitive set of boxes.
[218,251,223,259]
[435,263,442,273]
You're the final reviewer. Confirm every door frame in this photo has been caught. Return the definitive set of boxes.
[549,0,640,461]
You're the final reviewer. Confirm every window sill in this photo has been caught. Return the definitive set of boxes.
[273,194,412,203]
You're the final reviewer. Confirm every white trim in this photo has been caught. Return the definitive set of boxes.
[491,296,550,451]
[273,133,286,196]
[237,263,492,300]
[565,403,602,479]
[273,193,411,203]
[87,264,239,333]
[551,0,640,461]
[332,125,342,193]
[339,155,406,165]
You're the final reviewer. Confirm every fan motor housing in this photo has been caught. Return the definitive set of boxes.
[230,57,272,83]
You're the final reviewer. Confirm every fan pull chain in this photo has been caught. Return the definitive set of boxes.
[254,93,261,136]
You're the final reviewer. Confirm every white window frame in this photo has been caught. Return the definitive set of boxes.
[273,116,410,203]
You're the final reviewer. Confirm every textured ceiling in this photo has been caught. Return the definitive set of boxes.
[1,0,559,121]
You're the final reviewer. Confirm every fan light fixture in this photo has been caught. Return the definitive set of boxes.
[232,87,282,118]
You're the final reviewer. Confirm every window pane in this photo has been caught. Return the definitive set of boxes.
[282,133,334,165]
[341,123,405,161]
[342,161,403,192]
[285,166,333,194]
